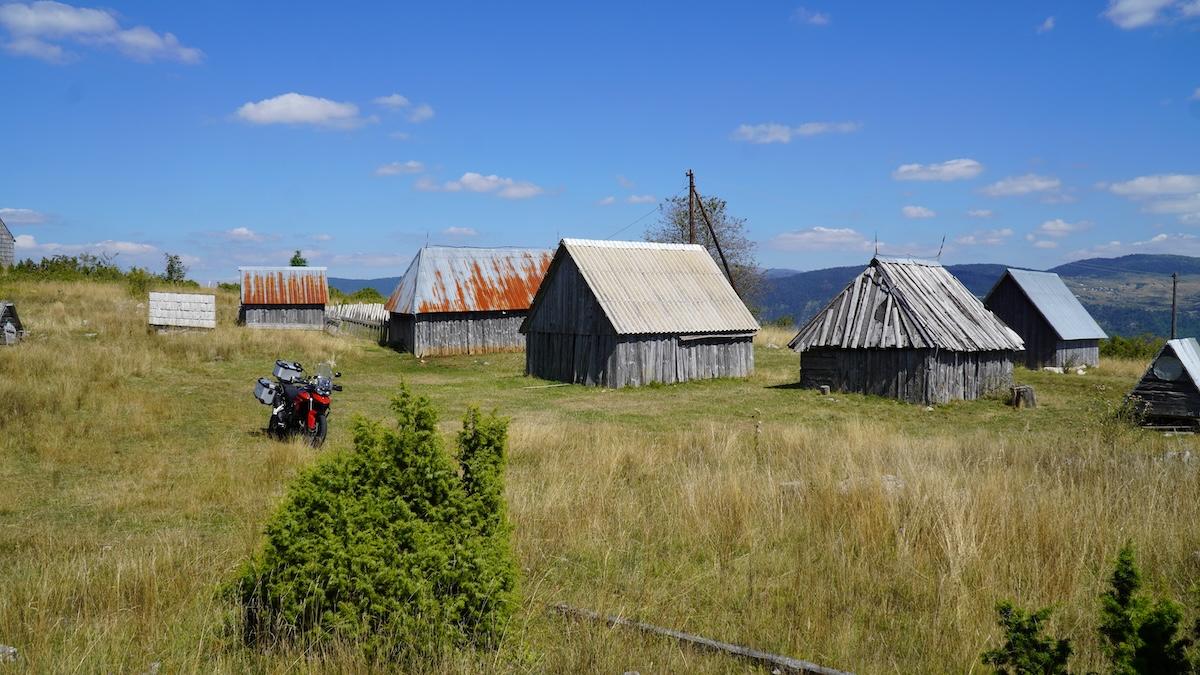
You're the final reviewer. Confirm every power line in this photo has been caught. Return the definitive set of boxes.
[603,185,687,240]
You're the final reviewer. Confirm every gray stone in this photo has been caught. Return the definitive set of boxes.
[0,645,17,663]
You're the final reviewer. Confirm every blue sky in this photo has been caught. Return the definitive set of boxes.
[1,1,1198,282]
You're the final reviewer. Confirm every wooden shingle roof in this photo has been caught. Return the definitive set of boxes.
[789,256,1023,352]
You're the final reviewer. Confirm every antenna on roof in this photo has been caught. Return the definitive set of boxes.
[936,234,946,260]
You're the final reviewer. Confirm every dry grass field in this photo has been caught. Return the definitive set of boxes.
[1,280,1196,673]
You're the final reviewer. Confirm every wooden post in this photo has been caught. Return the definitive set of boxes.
[1172,272,1178,340]
[1010,385,1037,409]
[687,169,696,245]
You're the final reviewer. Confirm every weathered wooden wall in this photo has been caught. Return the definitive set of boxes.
[526,333,753,388]
[0,231,12,269]
[1131,370,1200,423]
[389,310,527,357]
[800,347,1014,405]
[240,304,325,330]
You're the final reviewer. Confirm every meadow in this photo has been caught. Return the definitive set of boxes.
[1,281,1196,673]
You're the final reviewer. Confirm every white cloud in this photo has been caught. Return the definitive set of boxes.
[627,194,656,204]
[791,7,830,25]
[1108,174,1200,196]
[418,172,544,199]
[1070,232,1200,257]
[1102,0,1196,28]
[0,207,48,224]
[407,103,434,123]
[374,160,424,176]
[892,158,983,181]
[1107,174,1200,223]
[0,1,201,63]
[981,173,1061,196]
[1037,16,1056,33]
[442,226,478,237]
[967,209,994,218]
[597,196,616,206]
[732,121,860,144]
[956,228,1013,246]
[770,227,871,251]
[1033,239,1059,249]
[373,93,410,109]
[15,233,158,258]
[222,227,266,242]
[311,233,332,242]
[1038,218,1089,237]
[328,252,412,268]
[901,205,935,219]
[236,93,369,129]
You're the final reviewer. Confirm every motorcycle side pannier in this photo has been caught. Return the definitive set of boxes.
[255,377,278,405]
[273,360,303,382]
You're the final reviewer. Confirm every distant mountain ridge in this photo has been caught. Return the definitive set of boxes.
[331,255,1198,339]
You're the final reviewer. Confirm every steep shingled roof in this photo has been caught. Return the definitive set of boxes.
[385,246,553,314]
[523,238,759,335]
[789,256,1024,352]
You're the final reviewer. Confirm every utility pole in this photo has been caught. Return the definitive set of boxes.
[686,169,696,245]
[1172,272,1178,339]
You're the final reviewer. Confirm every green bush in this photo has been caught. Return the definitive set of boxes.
[1101,335,1165,361]
[229,384,518,658]
[981,601,1071,674]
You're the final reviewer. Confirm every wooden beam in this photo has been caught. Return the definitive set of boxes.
[548,603,853,675]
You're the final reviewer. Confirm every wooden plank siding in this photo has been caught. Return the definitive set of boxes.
[240,305,325,330]
[1130,370,1200,423]
[800,347,1014,405]
[985,274,1100,369]
[388,310,527,357]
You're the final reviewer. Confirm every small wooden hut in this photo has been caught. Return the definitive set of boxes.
[788,256,1024,405]
[1128,337,1200,426]
[238,266,328,330]
[385,246,553,357]
[521,238,759,387]
[984,268,1106,369]
[0,216,13,268]
[1,301,23,345]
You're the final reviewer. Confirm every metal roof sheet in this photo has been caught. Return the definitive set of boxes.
[1163,338,1200,387]
[789,257,1024,352]
[385,246,553,314]
[990,268,1107,340]
[533,238,759,335]
[239,267,329,305]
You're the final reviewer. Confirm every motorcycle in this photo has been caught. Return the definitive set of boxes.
[254,359,342,447]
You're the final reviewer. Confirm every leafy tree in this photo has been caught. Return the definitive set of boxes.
[981,601,1072,675]
[229,384,517,658]
[289,250,307,266]
[163,253,188,283]
[647,193,764,309]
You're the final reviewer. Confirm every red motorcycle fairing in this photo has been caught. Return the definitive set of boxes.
[293,390,332,430]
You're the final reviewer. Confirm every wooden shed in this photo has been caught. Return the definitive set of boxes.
[1128,337,1200,427]
[0,215,13,269]
[1,301,23,345]
[385,246,553,357]
[521,238,759,387]
[788,256,1024,405]
[238,266,328,330]
[984,268,1106,369]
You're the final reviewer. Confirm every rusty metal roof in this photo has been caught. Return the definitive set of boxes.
[789,256,1024,352]
[239,267,329,305]
[523,239,760,335]
[385,246,553,314]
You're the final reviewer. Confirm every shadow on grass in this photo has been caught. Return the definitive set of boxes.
[765,381,807,390]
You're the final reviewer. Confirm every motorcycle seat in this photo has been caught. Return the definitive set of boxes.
[283,383,303,400]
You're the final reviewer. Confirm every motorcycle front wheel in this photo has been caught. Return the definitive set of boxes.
[307,414,328,448]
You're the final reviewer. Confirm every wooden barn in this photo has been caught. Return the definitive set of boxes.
[521,238,759,387]
[984,268,1106,369]
[385,246,553,357]
[788,256,1024,405]
[238,266,329,330]
[1128,337,1200,427]
[0,215,13,268]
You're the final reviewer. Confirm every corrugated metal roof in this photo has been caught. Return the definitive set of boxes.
[1163,338,1200,386]
[989,268,1107,340]
[385,246,553,314]
[789,257,1024,352]
[529,238,759,335]
[239,267,329,305]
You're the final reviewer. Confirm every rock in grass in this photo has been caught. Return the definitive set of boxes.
[0,645,17,663]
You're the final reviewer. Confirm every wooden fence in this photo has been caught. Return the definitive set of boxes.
[326,303,389,342]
